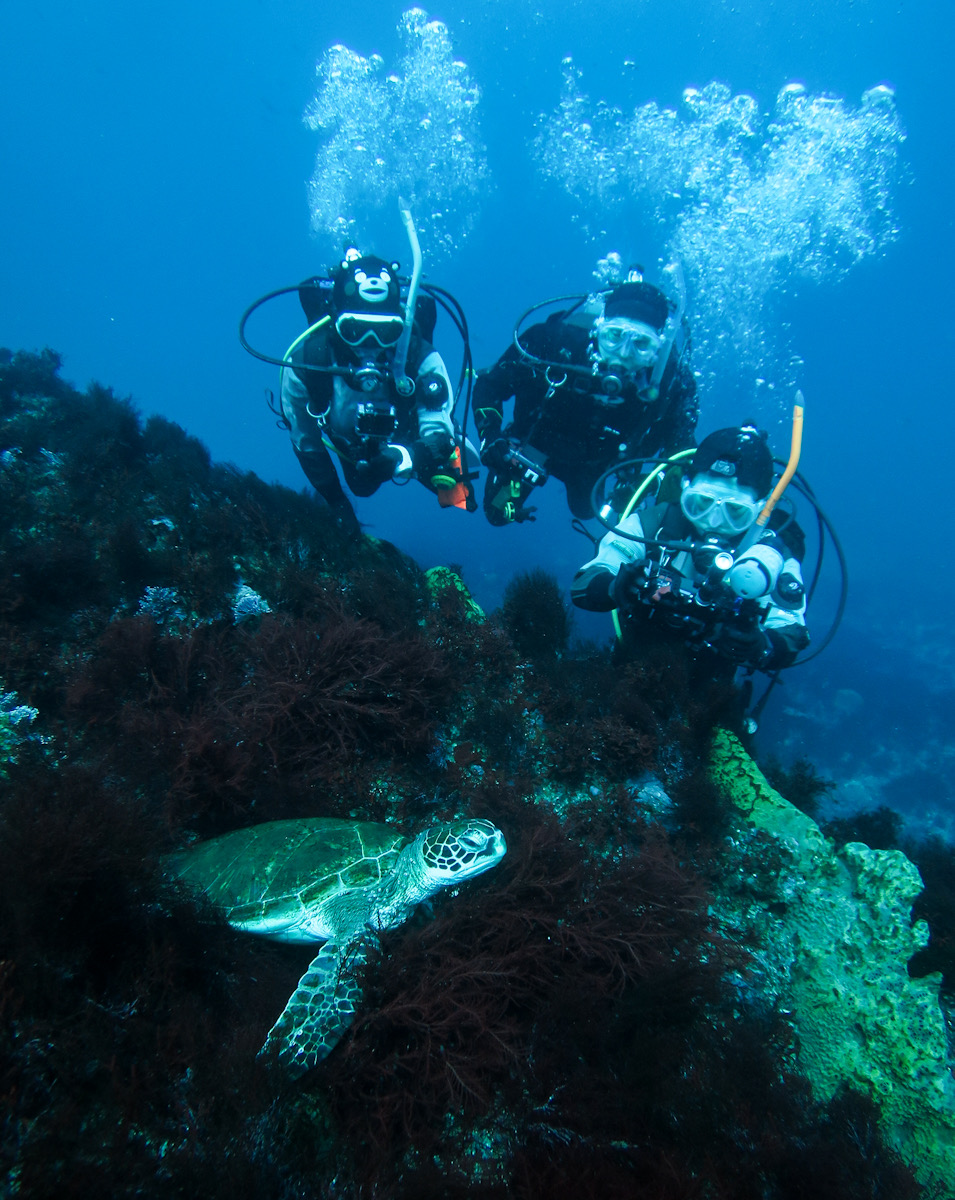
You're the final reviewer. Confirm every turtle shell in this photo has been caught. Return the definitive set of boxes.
[169,817,409,941]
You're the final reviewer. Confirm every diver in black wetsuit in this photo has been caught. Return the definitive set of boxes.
[473,272,699,525]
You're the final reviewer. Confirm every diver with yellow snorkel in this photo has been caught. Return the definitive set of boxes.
[571,406,814,687]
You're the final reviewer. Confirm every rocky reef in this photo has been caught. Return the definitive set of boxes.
[0,349,947,1198]
[711,728,955,1195]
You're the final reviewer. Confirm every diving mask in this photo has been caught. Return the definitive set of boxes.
[680,476,761,535]
[595,318,662,369]
[335,312,405,349]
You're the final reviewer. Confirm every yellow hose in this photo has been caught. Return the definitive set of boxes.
[610,447,696,639]
[620,447,696,520]
[281,315,331,377]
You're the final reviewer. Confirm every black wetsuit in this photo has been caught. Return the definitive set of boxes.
[473,313,699,522]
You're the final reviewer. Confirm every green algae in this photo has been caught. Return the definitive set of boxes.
[425,565,485,622]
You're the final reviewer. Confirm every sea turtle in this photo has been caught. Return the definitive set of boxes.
[167,816,506,1075]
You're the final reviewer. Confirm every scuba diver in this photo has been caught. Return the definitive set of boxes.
[239,204,477,534]
[473,266,699,526]
[572,422,810,680]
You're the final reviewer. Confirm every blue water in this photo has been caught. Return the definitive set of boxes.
[2,0,952,828]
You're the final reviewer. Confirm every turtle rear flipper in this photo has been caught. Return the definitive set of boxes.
[259,938,372,1076]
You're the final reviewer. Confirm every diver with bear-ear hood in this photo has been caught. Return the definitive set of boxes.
[240,204,478,534]
[473,265,699,526]
[278,249,458,533]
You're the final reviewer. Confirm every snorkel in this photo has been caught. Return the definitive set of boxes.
[646,261,686,400]
[737,394,804,552]
[393,197,423,397]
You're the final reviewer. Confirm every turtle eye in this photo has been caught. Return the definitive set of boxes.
[460,830,489,850]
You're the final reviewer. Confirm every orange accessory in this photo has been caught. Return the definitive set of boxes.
[436,445,470,510]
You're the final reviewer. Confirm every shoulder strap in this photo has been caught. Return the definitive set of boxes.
[655,501,686,543]
[413,292,438,343]
[297,276,335,325]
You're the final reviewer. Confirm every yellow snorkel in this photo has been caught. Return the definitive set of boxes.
[758,392,804,527]
[738,393,804,552]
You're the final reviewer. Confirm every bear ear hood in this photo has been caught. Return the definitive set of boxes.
[333,254,402,316]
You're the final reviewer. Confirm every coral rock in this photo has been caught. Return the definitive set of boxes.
[710,727,955,1194]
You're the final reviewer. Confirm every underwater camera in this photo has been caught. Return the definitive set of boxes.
[354,400,399,441]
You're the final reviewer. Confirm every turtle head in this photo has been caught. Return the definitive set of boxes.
[418,818,506,885]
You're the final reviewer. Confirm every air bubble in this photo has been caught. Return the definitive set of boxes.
[533,73,906,405]
[863,84,896,107]
[304,8,488,264]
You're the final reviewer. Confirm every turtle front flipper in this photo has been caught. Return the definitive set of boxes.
[259,938,372,1076]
